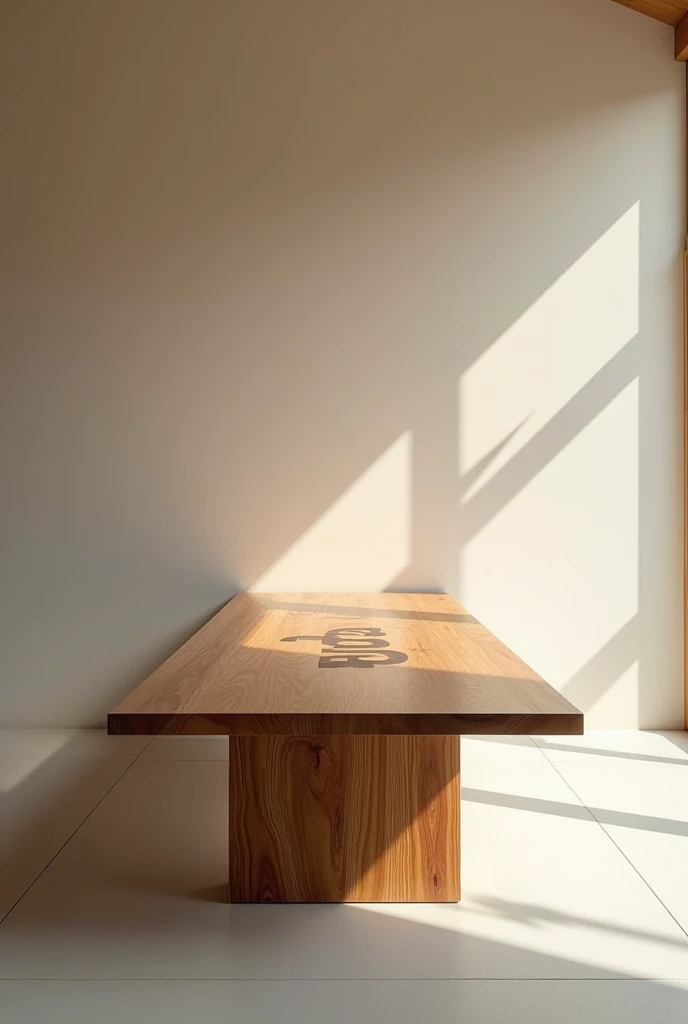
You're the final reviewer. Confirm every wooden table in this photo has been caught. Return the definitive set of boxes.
[109,593,583,903]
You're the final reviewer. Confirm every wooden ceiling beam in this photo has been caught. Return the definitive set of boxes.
[676,11,688,58]
[611,0,688,27]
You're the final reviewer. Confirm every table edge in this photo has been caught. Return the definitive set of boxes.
[108,710,584,737]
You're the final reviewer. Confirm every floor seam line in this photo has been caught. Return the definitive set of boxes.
[2,976,688,983]
[138,758,228,763]
[0,735,156,929]
[545,759,688,943]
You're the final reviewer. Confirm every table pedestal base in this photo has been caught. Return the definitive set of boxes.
[228,734,460,903]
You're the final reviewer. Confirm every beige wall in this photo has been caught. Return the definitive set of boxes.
[0,0,683,727]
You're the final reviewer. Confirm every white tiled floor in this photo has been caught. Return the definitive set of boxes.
[1,730,688,1022]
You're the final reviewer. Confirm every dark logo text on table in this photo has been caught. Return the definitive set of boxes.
[280,628,408,668]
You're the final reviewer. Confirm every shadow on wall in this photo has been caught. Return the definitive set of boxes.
[0,0,683,726]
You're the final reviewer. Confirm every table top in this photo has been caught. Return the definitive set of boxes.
[108,593,583,736]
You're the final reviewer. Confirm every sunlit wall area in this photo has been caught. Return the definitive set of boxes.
[459,205,647,727]
[250,433,412,593]
[0,0,683,725]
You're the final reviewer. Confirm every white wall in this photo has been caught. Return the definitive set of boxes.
[0,0,683,727]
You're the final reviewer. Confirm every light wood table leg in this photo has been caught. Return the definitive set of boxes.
[228,734,460,903]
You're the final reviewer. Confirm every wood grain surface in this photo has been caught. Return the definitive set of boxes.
[228,733,460,902]
[675,9,688,57]
[611,0,688,25]
[109,593,582,736]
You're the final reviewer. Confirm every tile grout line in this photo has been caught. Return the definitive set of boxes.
[0,757,153,763]
[138,757,228,763]
[543,754,688,943]
[4,741,685,983]
[0,736,156,929]
[2,976,688,983]
[531,738,557,766]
